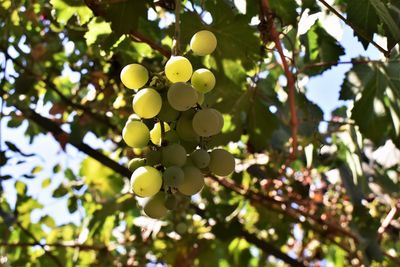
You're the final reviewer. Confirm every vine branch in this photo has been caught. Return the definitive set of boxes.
[317,0,390,57]
[130,31,171,58]
[259,0,298,160]
[172,0,181,56]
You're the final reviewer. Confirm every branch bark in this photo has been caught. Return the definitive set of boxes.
[130,31,171,58]
[259,0,298,160]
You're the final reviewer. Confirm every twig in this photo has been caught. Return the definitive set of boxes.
[172,0,181,56]
[317,0,390,57]
[259,0,298,160]
[14,220,64,267]
[297,58,395,73]
[130,31,171,58]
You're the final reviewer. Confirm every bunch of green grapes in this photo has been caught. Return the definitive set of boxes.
[120,30,235,219]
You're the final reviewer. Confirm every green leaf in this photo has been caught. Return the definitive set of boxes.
[340,55,400,147]
[99,0,149,34]
[41,178,51,189]
[15,181,27,196]
[84,18,113,46]
[347,0,379,49]
[369,0,400,50]
[53,185,69,198]
[50,0,93,25]
[31,166,43,174]
[80,156,123,197]
[300,22,345,75]
[269,0,298,26]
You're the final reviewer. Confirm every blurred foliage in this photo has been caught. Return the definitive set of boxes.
[0,0,399,266]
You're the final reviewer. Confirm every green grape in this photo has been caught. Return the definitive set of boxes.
[132,88,162,119]
[130,166,162,197]
[163,166,184,186]
[122,120,150,148]
[150,122,170,146]
[120,63,149,90]
[128,158,146,172]
[179,140,198,155]
[161,143,187,167]
[165,56,193,83]
[210,108,224,134]
[145,150,161,166]
[190,149,210,169]
[190,30,217,56]
[157,99,180,122]
[191,68,216,93]
[176,113,200,142]
[177,165,204,196]
[164,130,180,143]
[164,194,177,210]
[208,149,235,176]
[143,191,168,219]
[192,108,220,137]
[167,82,198,111]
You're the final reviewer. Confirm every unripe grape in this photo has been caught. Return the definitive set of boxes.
[176,111,200,142]
[132,88,162,119]
[158,99,180,122]
[209,149,235,176]
[120,64,149,90]
[163,166,184,186]
[165,56,193,83]
[130,166,162,197]
[190,30,217,56]
[167,82,198,111]
[192,108,220,137]
[122,120,150,148]
[143,191,168,219]
[177,165,204,196]
[164,194,178,210]
[164,130,180,143]
[161,143,187,167]
[190,149,210,169]
[191,68,216,93]
[150,122,170,146]
[128,158,146,172]
[210,108,224,134]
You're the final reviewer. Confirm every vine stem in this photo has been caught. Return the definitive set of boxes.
[172,0,181,56]
[260,0,298,160]
[317,0,390,57]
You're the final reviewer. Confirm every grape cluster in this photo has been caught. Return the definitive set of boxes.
[120,30,235,219]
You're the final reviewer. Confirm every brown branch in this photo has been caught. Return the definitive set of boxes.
[208,175,359,246]
[259,0,298,160]
[172,0,181,56]
[317,0,390,57]
[16,105,131,178]
[130,31,171,58]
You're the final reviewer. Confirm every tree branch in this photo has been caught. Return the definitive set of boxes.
[16,105,130,178]
[317,0,390,57]
[259,0,298,160]
[14,219,64,267]
[130,31,171,58]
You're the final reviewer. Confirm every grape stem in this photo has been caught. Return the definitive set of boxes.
[259,0,298,160]
[172,0,181,56]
